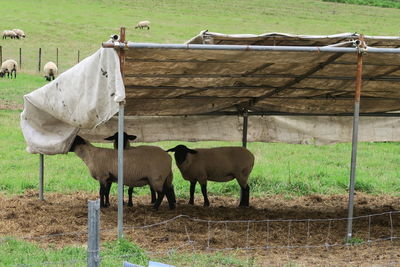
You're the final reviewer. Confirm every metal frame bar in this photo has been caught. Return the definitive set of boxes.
[103,42,400,54]
[117,27,126,239]
[242,111,248,148]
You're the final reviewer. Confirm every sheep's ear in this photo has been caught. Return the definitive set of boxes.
[126,134,137,141]
[188,149,198,154]
[166,147,176,152]
[104,132,118,141]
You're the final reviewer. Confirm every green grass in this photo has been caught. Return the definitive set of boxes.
[1,0,400,73]
[323,0,400,9]
[0,238,251,266]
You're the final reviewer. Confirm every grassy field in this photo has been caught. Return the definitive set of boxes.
[324,0,400,9]
[1,0,400,266]
[1,0,400,73]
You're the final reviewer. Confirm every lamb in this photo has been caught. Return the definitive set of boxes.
[104,132,157,206]
[69,135,175,210]
[134,20,150,30]
[0,59,18,79]
[43,61,58,81]
[12,29,25,38]
[167,145,254,207]
[2,30,17,39]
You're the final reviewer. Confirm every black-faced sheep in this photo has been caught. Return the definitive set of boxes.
[104,132,157,206]
[135,20,150,30]
[167,145,254,207]
[0,59,18,79]
[43,62,58,81]
[12,29,25,38]
[69,136,175,210]
[2,30,17,39]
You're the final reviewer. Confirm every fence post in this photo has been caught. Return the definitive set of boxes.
[77,50,80,63]
[56,48,59,68]
[88,199,100,267]
[19,48,22,69]
[0,46,2,64]
[38,48,42,72]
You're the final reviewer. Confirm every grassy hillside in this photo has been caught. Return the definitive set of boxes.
[323,0,400,9]
[1,0,400,72]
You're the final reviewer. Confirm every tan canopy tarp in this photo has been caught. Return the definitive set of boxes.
[121,32,400,116]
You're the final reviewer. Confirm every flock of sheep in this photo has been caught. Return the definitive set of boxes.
[1,29,58,81]
[69,133,255,210]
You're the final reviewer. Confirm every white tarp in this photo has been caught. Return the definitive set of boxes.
[20,48,125,154]
[80,115,400,145]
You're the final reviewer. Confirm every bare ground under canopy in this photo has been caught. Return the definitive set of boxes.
[0,191,399,266]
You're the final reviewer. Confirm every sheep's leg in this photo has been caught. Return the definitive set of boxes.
[189,180,196,205]
[99,183,107,208]
[105,182,112,207]
[200,183,210,207]
[153,191,165,210]
[128,186,134,207]
[150,186,156,204]
[164,183,176,210]
[239,185,250,207]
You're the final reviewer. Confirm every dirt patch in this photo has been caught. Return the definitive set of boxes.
[0,191,399,266]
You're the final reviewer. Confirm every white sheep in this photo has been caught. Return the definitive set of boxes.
[43,61,58,81]
[167,145,254,207]
[69,135,175,210]
[12,29,25,38]
[135,20,150,30]
[104,132,157,206]
[2,30,17,39]
[0,59,18,79]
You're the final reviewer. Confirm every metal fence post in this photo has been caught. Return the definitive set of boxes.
[19,48,22,69]
[38,48,42,72]
[88,199,100,267]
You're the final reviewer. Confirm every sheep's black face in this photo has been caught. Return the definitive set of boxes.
[104,132,137,149]
[0,72,4,78]
[69,135,87,152]
[166,145,197,165]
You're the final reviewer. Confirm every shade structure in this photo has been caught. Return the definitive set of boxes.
[107,32,400,117]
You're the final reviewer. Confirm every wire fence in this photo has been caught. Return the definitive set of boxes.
[1,204,399,266]
[0,46,92,75]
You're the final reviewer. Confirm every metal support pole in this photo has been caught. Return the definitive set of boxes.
[39,154,44,200]
[242,111,248,148]
[87,199,100,267]
[117,104,124,238]
[117,26,126,239]
[346,37,365,242]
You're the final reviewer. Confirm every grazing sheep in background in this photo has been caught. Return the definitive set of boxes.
[104,132,157,206]
[135,20,150,30]
[167,145,254,207]
[69,136,175,210]
[43,61,58,81]
[12,29,25,38]
[0,59,18,79]
[2,30,17,39]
